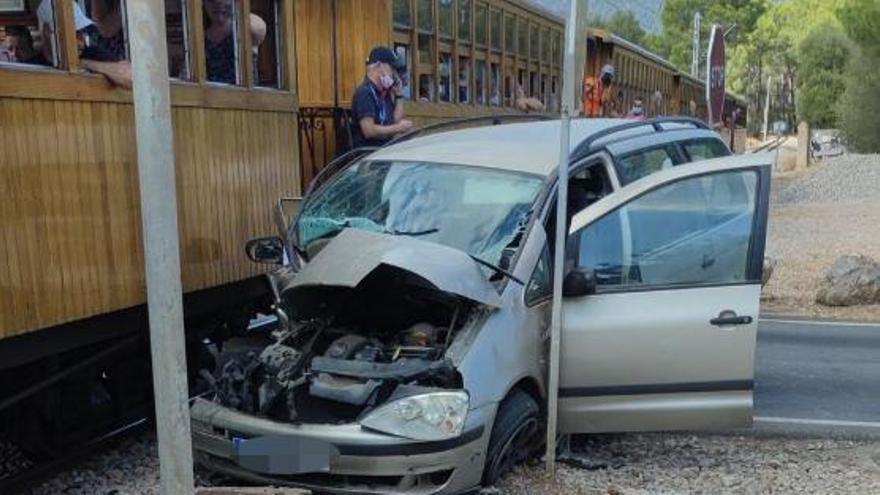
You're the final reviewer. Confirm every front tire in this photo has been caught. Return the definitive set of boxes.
[482,389,541,485]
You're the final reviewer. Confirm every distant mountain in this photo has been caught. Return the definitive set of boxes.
[525,0,664,33]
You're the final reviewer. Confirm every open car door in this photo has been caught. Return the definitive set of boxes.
[558,153,772,433]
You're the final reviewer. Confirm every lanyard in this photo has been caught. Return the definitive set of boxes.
[369,85,389,124]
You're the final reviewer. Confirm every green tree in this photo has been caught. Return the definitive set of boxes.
[836,0,880,151]
[795,23,852,127]
[601,10,647,46]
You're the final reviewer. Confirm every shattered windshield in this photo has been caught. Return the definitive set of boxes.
[296,160,544,266]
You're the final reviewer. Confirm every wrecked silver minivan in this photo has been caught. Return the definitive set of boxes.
[191,118,771,494]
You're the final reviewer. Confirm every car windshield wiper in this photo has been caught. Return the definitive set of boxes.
[384,228,439,237]
[468,254,524,286]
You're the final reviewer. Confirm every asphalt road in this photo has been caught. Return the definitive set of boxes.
[752,318,880,439]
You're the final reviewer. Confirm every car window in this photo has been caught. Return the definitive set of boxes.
[683,139,730,162]
[570,170,758,290]
[525,244,552,305]
[615,146,677,186]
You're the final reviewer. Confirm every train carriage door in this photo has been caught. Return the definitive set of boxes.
[558,154,771,434]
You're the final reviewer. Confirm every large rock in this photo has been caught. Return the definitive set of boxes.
[816,255,880,306]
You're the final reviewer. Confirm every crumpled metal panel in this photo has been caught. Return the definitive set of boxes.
[286,229,502,308]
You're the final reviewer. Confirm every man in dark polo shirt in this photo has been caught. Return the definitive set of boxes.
[350,46,413,148]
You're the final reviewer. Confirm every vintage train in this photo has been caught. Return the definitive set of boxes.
[0,0,746,467]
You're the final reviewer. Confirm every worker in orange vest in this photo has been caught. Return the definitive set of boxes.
[582,64,618,117]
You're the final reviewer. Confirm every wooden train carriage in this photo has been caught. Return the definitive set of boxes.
[294,0,565,190]
[0,0,300,354]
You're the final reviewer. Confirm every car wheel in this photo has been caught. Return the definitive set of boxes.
[482,389,541,485]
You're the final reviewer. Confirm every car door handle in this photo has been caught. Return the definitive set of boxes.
[710,311,753,326]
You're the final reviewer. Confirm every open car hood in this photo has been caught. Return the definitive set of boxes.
[286,229,503,308]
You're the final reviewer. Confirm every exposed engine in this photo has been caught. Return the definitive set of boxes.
[202,265,472,423]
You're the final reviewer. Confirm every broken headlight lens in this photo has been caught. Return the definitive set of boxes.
[359,391,469,441]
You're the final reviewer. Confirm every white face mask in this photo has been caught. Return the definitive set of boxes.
[379,73,395,90]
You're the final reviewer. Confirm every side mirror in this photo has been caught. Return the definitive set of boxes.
[245,236,285,265]
[563,268,597,298]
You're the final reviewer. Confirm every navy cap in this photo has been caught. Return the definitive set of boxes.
[367,46,405,70]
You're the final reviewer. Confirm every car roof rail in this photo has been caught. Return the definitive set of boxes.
[570,116,711,163]
[385,113,554,147]
[304,146,378,198]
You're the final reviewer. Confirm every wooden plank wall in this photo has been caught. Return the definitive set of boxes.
[0,98,299,339]
[294,0,337,107]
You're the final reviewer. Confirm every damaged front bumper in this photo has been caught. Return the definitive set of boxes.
[190,397,492,494]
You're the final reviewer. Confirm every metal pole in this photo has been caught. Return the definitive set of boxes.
[763,75,772,141]
[692,12,701,78]
[546,0,585,474]
[126,0,194,493]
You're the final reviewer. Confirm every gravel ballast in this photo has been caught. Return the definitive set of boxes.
[18,430,880,494]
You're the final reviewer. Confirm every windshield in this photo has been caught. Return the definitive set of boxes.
[296,160,544,267]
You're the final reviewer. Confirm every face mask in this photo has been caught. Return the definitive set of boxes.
[379,74,395,90]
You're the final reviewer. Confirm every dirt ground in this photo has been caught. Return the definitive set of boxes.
[760,151,880,322]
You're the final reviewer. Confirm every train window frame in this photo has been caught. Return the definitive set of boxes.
[516,16,525,57]
[416,0,433,33]
[393,0,412,29]
[488,7,500,52]
[457,0,471,45]
[474,1,486,47]
[438,0,452,40]
[503,12,514,54]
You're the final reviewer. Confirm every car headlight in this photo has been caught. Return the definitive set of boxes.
[359,391,469,441]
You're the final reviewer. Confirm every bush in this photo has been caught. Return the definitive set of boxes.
[837,51,880,152]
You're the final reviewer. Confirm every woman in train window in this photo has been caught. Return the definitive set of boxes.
[89,0,127,61]
[204,0,267,84]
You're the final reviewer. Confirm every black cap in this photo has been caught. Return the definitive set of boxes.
[367,46,405,70]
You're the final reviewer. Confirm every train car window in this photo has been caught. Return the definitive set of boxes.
[417,0,432,32]
[204,0,241,85]
[489,9,500,51]
[393,0,411,28]
[529,70,537,98]
[553,31,561,65]
[394,42,412,98]
[516,17,525,56]
[418,73,434,101]
[517,68,525,94]
[475,59,485,104]
[166,0,190,79]
[489,62,500,105]
[474,2,486,46]
[417,32,432,64]
[251,0,280,88]
[438,51,452,102]
[438,0,452,39]
[503,13,514,53]
[504,72,512,106]
[541,27,549,62]
[457,0,471,44]
[458,55,470,103]
[82,0,129,62]
[529,23,537,60]
[0,0,58,68]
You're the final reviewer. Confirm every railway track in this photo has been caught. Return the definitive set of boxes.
[0,417,150,494]
[750,135,786,153]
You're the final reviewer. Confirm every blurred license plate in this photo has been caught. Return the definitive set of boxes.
[233,435,334,475]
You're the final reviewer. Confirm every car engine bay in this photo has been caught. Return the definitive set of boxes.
[200,264,478,424]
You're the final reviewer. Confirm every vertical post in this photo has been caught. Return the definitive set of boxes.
[546,0,585,474]
[762,75,771,141]
[691,12,701,78]
[126,0,194,494]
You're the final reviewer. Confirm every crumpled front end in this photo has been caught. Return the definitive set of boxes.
[192,230,499,493]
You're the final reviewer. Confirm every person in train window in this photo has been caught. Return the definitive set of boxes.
[2,26,46,65]
[204,0,266,84]
[650,90,664,117]
[88,0,127,61]
[350,46,413,148]
[35,0,132,88]
[625,96,646,120]
[582,64,619,118]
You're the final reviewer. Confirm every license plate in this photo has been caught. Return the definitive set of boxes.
[234,435,335,475]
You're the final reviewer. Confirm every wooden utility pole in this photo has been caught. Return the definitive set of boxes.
[762,75,771,141]
[126,0,195,492]
[546,0,586,474]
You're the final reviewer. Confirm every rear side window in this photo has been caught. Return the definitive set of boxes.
[682,139,730,162]
[615,146,678,186]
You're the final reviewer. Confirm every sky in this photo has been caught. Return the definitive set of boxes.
[526,0,665,33]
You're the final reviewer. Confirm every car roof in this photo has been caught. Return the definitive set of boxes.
[367,118,719,177]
